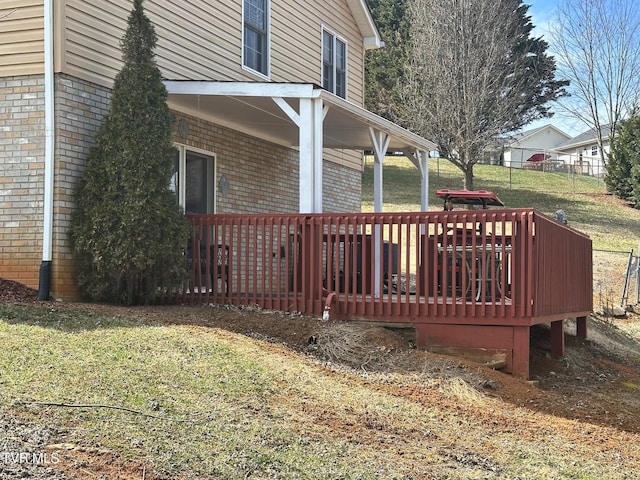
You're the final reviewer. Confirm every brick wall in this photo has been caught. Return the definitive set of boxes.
[0,75,46,290]
[52,75,111,299]
[174,113,362,214]
[0,76,361,300]
[174,113,362,293]
[323,161,361,213]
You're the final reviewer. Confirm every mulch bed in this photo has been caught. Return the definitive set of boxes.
[0,278,40,304]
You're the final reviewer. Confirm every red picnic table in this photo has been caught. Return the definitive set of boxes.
[436,189,504,210]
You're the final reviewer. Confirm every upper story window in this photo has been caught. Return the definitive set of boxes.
[591,144,598,156]
[243,0,269,77]
[322,29,347,99]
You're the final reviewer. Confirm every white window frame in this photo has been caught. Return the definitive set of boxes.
[591,144,598,156]
[322,27,347,99]
[173,144,217,214]
[242,0,270,79]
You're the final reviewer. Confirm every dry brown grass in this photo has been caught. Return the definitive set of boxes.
[310,322,408,369]
[3,299,640,478]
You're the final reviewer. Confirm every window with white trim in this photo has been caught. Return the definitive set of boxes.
[322,29,347,98]
[243,0,269,76]
[171,146,216,214]
[591,144,598,156]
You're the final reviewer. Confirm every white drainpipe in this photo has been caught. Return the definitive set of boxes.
[38,0,54,300]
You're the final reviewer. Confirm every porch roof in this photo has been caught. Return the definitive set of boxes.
[163,81,437,154]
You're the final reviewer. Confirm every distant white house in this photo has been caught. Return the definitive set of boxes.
[486,123,611,177]
[485,124,572,168]
[553,125,611,177]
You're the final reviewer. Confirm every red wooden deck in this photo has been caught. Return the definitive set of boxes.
[180,209,592,378]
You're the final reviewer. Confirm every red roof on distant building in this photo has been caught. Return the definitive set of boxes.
[526,153,551,163]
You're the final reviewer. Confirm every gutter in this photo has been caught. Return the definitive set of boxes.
[38,0,54,300]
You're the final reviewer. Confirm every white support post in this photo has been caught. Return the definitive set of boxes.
[417,150,429,212]
[407,150,430,235]
[368,128,390,298]
[274,97,315,212]
[312,99,327,213]
[298,98,314,212]
[407,149,430,213]
[369,127,390,213]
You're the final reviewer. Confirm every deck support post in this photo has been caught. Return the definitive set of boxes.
[512,326,530,379]
[550,319,565,357]
[576,315,588,339]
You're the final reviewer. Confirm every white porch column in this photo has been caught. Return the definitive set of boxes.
[411,150,430,212]
[312,99,327,213]
[369,128,390,213]
[298,98,314,213]
[273,97,315,212]
[409,150,430,236]
[368,128,390,298]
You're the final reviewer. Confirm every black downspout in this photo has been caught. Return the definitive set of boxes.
[38,261,51,300]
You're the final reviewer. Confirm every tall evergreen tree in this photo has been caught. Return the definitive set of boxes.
[364,0,410,120]
[71,0,190,304]
[606,112,640,206]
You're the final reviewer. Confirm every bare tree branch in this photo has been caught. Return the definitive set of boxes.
[551,0,640,165]
[399,0,567,189]
[14,400,199,423]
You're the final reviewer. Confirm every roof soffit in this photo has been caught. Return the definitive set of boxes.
[345,0,383,49]
[163,81,436,153]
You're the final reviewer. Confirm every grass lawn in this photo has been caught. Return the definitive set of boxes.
[2,303,640,479]
[362,155,640,252]
[2,158,640,478]
[1,306,399,478]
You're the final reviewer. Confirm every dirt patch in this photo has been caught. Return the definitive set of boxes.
[3,277,640,478]
[47,446,155,480]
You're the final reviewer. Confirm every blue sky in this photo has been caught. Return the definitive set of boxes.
[523,1,588,136]
[528,0,558,35]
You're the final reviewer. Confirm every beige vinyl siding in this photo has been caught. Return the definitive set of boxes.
[147,1,242,81]
[60,0,367,171]
[270,0,366,171]
[62,1,366,94]
[270,2,318,81]
[62,1,129,86]
[62,0,246,87]
[270,0,365,105]
[0,1,44,77]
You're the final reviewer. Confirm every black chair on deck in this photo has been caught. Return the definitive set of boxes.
[187,241,229,295]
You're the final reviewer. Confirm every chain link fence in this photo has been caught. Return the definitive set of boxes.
[593,248,639,311]
[479,146,608,191]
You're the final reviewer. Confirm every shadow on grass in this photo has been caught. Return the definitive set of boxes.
[0,302,148,331]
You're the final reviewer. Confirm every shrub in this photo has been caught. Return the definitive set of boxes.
[71,0,190,304]
[606,111,640,206]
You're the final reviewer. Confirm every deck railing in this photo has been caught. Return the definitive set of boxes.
[179,209,592,324]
